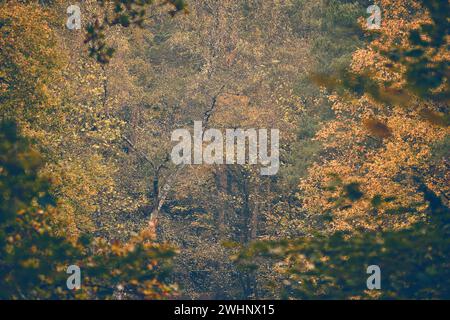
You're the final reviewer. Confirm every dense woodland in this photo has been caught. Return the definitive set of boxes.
[0,0,449,299]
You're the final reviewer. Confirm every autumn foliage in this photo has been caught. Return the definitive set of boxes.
[0,0,448,300]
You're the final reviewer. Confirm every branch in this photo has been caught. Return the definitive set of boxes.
[122,135,154,168]
[149,85,227,221]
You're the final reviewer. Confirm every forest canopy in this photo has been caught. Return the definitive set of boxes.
[0,0,448,300]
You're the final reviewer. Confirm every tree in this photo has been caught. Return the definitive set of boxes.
[299,0,448,233]
[0,120,177,299]
[1,1,179,299]
[236,0,449,299]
